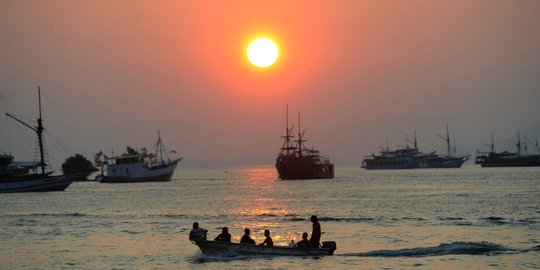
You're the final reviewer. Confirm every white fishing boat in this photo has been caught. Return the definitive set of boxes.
[98,132,181,183]
[1,87,79,193]
[193,240,337,257]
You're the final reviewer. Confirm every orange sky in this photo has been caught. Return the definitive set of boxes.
[1,0,540,165]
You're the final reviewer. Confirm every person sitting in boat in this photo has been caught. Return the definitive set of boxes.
[258,229,273,247]
[288,239,296,248]
[295,232,310,248]
[214,226,231,242]
[189,222,207,241]
[309,215,321,248]
[240,228,256,244]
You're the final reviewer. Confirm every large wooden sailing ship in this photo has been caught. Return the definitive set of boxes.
[1,87,79,193]
[275,106,334,180]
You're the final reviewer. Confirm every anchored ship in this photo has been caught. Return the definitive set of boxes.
[419,124,470,168]
[1,87,79,193]
[98,132,182,183]
[361,135,426,170]
[476,131,540,167]
[362,125,469,170]
[275,106,334,180]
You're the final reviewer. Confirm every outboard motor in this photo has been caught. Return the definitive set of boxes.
[322,241,337,254]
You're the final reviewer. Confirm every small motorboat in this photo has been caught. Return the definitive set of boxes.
[193,240,337,257]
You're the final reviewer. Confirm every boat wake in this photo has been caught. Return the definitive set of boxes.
[341,241,540,257]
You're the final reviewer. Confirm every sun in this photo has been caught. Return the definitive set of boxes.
[247,37,279,68]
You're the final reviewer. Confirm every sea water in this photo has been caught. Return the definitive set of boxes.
[0,164,538,269]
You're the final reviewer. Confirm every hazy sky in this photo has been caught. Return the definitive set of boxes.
[1,0,539,167]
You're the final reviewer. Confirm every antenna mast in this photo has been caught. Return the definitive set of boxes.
[534,131,540,155]
[491,132,495,153]
[446,123,451,157]
[516,130,522,156]
[414,130,418,149]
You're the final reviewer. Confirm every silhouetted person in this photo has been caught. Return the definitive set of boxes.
[288,239,296,248]
[189,222,207,241]
[295,232,310,248]
[240,228,256,244]
[258,229,273,247]
[309,215,321,248]
[214,227,231,242]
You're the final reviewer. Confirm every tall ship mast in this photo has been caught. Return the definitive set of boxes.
[1,86,80,192]
[421,123,470,168]
[275,106,334,180]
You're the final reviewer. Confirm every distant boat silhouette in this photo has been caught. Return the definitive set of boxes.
[275,106,334,180]
[362,125,469,170]
[1,87,80,192]
[98,132,182,183]
[475,131,540,167]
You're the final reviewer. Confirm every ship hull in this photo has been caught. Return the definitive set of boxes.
[194,240,336,256]
[479,156,540,167]
[361,161,419,170]
[276,159,334,180]
[362,157,468,170]
[0,174,78,193]
[99,161,178,183]
[99,171,174,183]
[419,157,468,168]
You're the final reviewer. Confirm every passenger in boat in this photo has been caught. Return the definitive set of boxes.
[309,215,321,248]
[258,229,273,247]
[288,239,296,248]
[295,232,310,248]
[240,228,256,244]
[189,222,207,241]
[214,227,231,242]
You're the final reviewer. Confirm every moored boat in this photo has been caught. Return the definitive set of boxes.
[476,131,540,167]
[362,126,469,170]
[275,106,334,180]
[1,87,78,193]
[419,124,470,168]
[193,240,337,257]
[98,132,181,183]
[361,146,425,170]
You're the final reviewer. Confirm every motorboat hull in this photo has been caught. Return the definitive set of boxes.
[99,160,178,183]
[194,240,336,257]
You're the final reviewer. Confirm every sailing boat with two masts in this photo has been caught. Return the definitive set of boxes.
[275,106,334,180]
[0,87,80,192]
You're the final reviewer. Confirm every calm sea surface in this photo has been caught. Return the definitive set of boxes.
[0,164,539,269]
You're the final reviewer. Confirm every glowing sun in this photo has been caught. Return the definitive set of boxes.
[247,37,279,68]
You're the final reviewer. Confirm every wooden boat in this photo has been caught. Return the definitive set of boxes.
[476,131,540,167]
[362,126,469,170]
[1,87,78,193]
[193,240,337,257]
[0,173,82,193]
[275,106,334,180]
[98,132,181,183]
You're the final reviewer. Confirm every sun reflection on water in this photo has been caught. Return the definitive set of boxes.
[224,166,303,245]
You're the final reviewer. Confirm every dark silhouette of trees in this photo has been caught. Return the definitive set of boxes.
[62,154,94,175]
